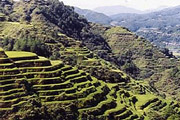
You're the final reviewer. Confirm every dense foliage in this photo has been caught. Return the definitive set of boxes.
[1,0,180,119]
[2,37,50,57]
[4,99,78,120]
[0,0,13,15]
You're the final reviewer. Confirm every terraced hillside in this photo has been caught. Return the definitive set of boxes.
[0,48,180,119]
[1,0,180,101]
[0,20,127,84]
[57,33,130,83]
[1,1,180,119]
[89,24,180,100]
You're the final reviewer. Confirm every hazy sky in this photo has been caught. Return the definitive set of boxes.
[61,0,180,10]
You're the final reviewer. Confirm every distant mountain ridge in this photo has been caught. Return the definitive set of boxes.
[74,7,112,25]
[94,5,175,16]
[94,5,142,16]
[111,5,180,52]
[75,5,172,25]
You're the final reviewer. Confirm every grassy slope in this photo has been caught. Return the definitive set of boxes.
[102,26,180,100]
[0,49,180,119]
[0,0,180,119]
[6,51,37,58]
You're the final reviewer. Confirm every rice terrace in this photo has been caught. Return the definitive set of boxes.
[1,0,180,119]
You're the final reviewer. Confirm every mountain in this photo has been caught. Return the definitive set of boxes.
[90,24,180,98]
[94,5,142,16]
[75,7,112,25]
[111,5,180,53]
[1,0,180,119]
[1,48,180,120]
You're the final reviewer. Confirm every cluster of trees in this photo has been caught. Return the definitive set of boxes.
[33,0,89,39]
[2,37,51,57]
[147,106,180,120]
[0,0,13,14]
[2,98,79,120]
[1,0,112,57]
[160,48,174,58]
[30,0,110,52]
[89,67,130,83]
[118,51,140,78]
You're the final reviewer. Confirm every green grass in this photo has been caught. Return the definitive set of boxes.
[0,88,24,96]
[104,89,127,115]
[51,60,63,66]
[0,47,4,51]
[105,26,132,37]
[0,92,26,101]
[135,94,157,110]
[0,22,33,38]
[0,49,179,120]
[6,51,37,58]
[79,88,115,112]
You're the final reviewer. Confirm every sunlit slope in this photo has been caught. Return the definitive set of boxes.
[1,0,180,101]
[0,49,179,119]
[91,24,180,100]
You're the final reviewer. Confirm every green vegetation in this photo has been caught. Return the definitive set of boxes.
[1,0,180,119]
[2,31,51,57]
[105,26,132,37]
[111,7,180,53]
[0,49,179,119]
[6,51,37,58]
[100,26,180,100]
